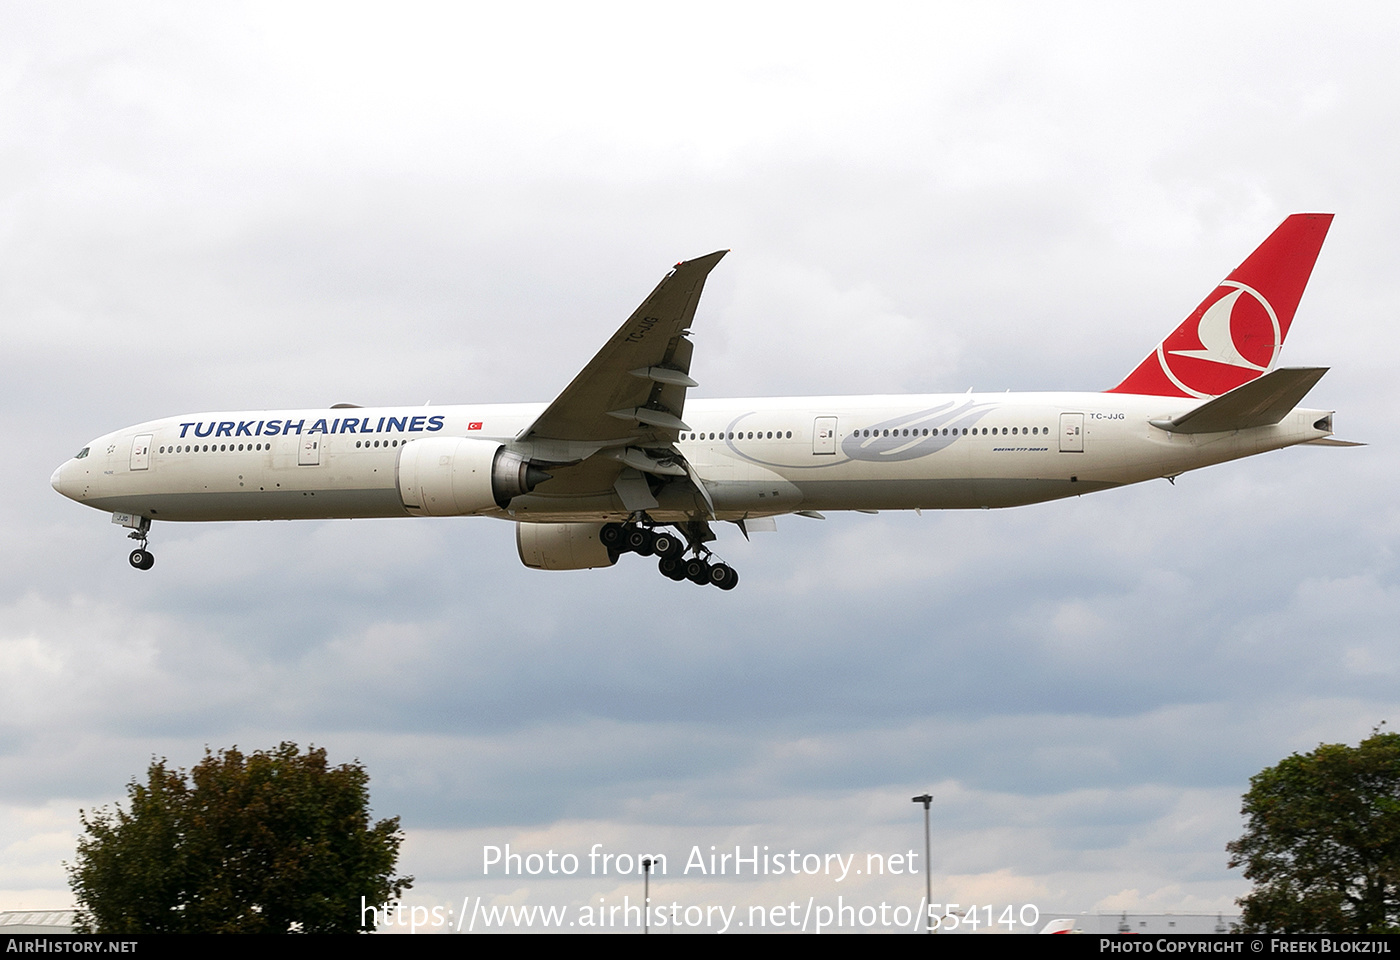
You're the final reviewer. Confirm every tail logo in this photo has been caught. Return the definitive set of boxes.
[1157,281,1281,398]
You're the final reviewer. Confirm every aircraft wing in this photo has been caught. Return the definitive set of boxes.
[519,251,726,451]
[514,251,726,513]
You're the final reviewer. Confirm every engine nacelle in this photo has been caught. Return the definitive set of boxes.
[516,522,618,570]
[397,437,548,516]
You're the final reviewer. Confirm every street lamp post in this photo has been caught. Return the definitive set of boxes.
[643,857,653,934]
[912,793,933,934]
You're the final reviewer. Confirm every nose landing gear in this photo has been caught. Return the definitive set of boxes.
[602,521,739,590]
[125,516,154,570]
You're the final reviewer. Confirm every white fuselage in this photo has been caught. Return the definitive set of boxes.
[50,392,1333,525]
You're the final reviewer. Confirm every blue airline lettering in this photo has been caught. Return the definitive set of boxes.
[174,413,446,440]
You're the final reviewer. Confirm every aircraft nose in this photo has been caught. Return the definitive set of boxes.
[51,462,72,499]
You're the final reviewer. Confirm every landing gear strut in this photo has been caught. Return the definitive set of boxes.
[126,517,154,571]
[601,521,738,590]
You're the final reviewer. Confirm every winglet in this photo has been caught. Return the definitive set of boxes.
[1108,214,1333,398]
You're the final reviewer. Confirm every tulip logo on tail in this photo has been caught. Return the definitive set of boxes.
[1158,281,1280,398]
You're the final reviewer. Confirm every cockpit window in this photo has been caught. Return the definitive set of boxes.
[75,447,90,459]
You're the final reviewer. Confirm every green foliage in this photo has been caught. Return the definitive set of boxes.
[67,743,412,933]
[1228,729,1400,933]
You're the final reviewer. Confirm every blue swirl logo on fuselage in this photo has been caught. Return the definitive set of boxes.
[840,400,993,462]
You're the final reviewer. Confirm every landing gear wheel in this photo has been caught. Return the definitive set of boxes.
[129,549,154,571]
[658,556,687,581]
[600,523,626,549]
[651,532,684,559]
[684,557,711,585]
[709,563,739,591]
[626,527,656,556]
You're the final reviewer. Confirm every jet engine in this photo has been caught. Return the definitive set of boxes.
[397,437,549,516]
[516,522,618,570]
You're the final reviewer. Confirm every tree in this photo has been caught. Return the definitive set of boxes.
[68,742,412,933]
[1227,729,1400,933]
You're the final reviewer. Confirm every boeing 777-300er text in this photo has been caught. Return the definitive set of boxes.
[52,213,1351,590]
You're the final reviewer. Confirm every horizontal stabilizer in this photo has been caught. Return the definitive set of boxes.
[1149,367,1328,434]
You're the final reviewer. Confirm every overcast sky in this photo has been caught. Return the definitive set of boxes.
[3,1,1399,931]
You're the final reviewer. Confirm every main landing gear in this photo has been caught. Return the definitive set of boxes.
[600,522,739,591]
[127,517,155,571]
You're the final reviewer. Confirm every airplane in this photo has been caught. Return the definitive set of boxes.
[51,213,1350,590]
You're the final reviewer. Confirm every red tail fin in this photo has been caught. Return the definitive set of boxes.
[1107,213,1333,398]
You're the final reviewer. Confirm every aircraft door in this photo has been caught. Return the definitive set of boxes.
[813,417,837,455]
[298,436,321,466]
[1059,413,1084,453]
[129,434,152,471]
